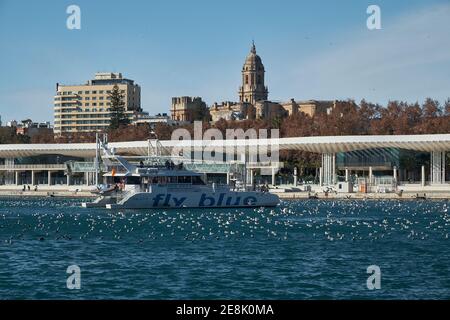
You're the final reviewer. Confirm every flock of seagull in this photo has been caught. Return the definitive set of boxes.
[0,198,449,245]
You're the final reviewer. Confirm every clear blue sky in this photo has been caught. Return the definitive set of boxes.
[0,0,449,122]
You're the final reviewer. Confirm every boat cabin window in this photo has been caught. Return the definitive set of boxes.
[149,176,204,185]
[178,176,192,184]
[113,176,141,185]
[192,176,205,185]
[158,177,167,184]
[167,176,178,184]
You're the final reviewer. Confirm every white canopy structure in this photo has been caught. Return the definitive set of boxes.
[0,134,449,158]
[0,134,448,186]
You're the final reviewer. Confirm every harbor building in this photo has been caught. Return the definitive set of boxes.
[53,72,142,134]
[0,135,448,197]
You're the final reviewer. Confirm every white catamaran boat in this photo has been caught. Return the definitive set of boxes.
[82,138,279,209]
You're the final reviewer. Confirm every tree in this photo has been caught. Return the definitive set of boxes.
[31,130,55,144]
[445,99,450,117]
[0,127,30,144]
[108,84,129,130]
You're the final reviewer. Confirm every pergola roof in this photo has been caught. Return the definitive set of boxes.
[0,134,449,158]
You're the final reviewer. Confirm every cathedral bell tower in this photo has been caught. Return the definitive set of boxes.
[238,42,268,105]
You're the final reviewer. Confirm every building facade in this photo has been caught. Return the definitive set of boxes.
[54,72,141,134]
[6,119,53,137]
[170,96,207,122]
[209,43,339,122]
[132,112,178,128]
[209,101,252,122]
[16,121,53,137]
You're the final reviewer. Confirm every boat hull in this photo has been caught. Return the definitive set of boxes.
[105,191,279,209]
[82,196,116,208]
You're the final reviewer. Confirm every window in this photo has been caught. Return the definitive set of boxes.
[92,91,97,94]
[92,103,97,106]
[85,103,90,106]
[99,96,104,100]
[99,103,104,106]
[192,176,205,185]
[178,176,192,184]
[85,97,90,100]
[85,108,90,111]
[99,90,104,94]
[85,91,90,94]
[168,177,177,184]
[245,75,249,85]
[78,91,82,94]
[92,97,97,100]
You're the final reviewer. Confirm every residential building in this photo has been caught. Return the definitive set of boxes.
[7,119,53,137]
[53,72,141,134]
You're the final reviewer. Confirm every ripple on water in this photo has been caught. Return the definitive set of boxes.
[0,197,449,299]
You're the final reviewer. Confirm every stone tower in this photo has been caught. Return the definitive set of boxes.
[238,42,268,104]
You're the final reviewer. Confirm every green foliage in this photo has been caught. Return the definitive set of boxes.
[108,84,130,130]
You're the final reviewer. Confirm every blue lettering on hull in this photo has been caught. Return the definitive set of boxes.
[149,193,259,207]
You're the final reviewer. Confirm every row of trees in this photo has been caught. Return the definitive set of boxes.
[148,97,450,137]
[2,97,449,145]
[283,98,450,137]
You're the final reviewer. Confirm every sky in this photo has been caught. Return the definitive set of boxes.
[0,0,450,123]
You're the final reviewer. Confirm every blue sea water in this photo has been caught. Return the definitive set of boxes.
[0,197,449,299]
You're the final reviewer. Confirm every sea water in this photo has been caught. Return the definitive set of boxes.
[0,197,449,299]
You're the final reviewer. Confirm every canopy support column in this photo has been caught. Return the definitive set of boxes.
[431,151,445,185]
[322,153,335,186]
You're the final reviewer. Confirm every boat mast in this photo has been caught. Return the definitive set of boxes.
[95,132,99,186]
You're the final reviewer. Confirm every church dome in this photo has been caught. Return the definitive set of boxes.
[243,42,264,70]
